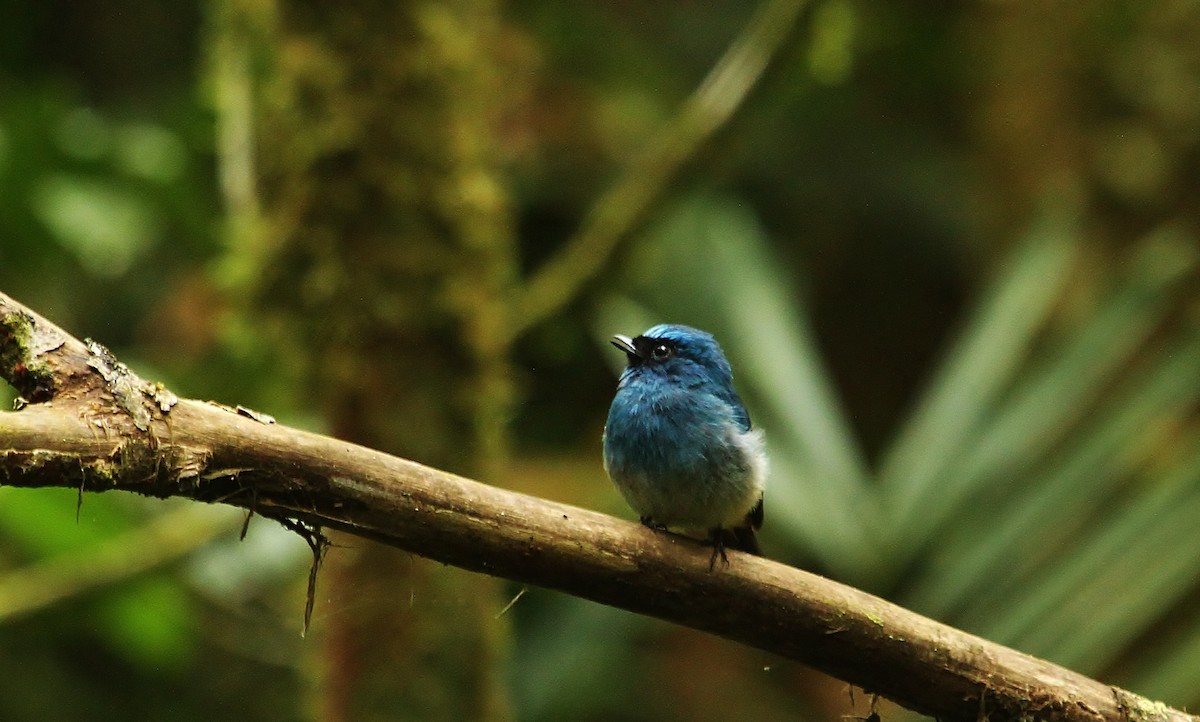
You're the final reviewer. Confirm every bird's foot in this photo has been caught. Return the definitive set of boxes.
[639,515,668,532]
[707,527,729,571]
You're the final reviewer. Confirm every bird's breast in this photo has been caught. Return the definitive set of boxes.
[605,386,746,480]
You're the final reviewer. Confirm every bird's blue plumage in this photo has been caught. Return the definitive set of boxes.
[603,324,766,565]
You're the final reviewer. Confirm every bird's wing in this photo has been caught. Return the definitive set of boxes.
[726,389,752,432]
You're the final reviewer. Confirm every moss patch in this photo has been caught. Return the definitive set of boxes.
[0,311,58,402]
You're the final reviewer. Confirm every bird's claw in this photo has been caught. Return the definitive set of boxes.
[707,528,730,571]
[639,515,668,531]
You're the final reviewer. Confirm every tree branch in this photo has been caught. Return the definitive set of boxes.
[0,291,1190,722]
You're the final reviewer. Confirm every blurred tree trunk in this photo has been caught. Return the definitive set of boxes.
[211,0,517,720]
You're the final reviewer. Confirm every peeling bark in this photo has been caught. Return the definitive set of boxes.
[0,292,1192,722]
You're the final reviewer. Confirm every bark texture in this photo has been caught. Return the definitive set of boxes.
[0,292,1192,722]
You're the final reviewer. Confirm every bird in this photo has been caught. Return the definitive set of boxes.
[602,324,766,568]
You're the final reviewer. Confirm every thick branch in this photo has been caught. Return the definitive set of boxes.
[0,291,1190,722]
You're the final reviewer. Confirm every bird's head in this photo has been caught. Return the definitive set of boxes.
[610,324,734,388]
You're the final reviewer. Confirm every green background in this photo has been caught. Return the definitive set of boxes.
[2,1,1200,719]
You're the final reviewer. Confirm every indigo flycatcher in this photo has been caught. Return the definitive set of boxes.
[603,324,766,567]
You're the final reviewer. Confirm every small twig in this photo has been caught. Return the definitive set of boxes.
[494,586,527,619]
[75,462,85,523]
[240,487,258,540]
[509,0,811,336]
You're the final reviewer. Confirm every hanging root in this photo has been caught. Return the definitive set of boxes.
[278,518,331,637]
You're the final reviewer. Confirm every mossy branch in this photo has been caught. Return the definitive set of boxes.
[0,291,1191,722]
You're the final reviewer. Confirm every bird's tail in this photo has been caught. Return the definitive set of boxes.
[728,497,764,555]
[723,525,762,556]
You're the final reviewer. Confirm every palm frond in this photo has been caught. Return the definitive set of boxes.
[878,216,1079,546]
[592,192,1200,712]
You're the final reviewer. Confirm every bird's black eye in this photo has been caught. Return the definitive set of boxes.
[650,343,672,361]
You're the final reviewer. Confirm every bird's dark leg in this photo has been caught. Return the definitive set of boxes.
[707,527,729,570]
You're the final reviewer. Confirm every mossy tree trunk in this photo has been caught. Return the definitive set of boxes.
[211,0,517,720]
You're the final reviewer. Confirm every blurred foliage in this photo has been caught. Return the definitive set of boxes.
[583,195,1200,718]
[2,0,1200,721]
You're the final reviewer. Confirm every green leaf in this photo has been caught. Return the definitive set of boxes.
[879,213,1079,541]
[965,440,1200,653]
[909,329,1200,620]
[901,229,1195,553]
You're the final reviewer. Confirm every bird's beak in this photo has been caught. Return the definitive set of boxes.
[610,334,639,357]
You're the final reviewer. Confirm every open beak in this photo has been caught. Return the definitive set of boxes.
[610,334,639,357]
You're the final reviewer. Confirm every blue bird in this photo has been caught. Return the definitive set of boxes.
[603,324,766,568]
